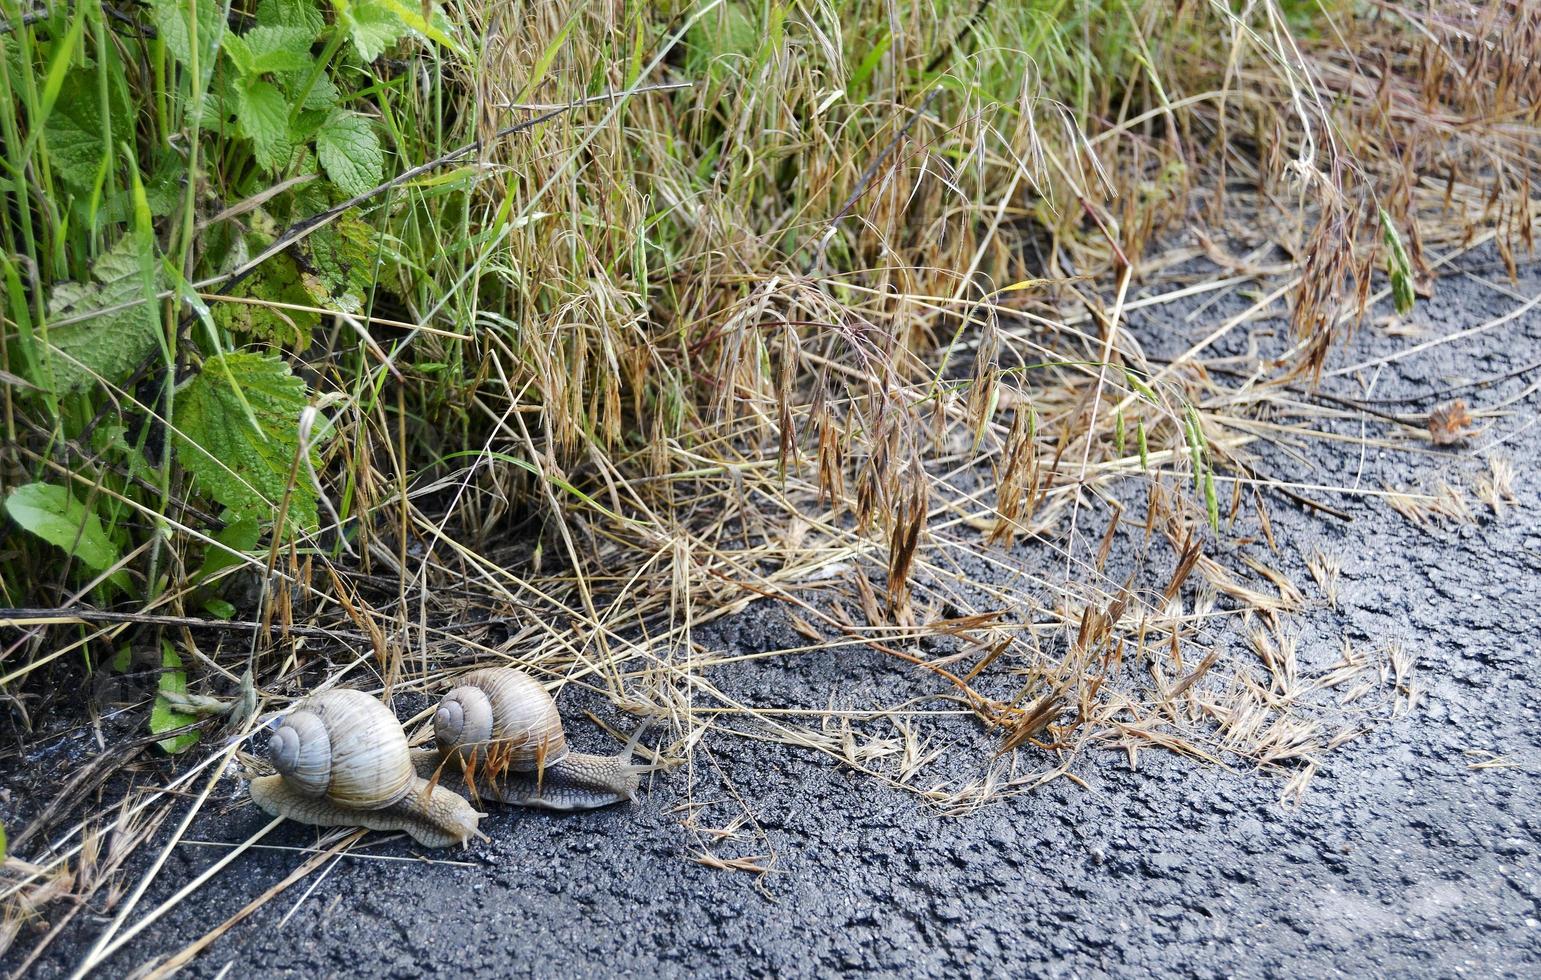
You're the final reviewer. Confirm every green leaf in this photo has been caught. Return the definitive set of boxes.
[307,215,378,295]
[345,2,408,62]
[289,108,327,146]
[4,482,122,572]
[37,235,162,395]
[222,31,255,75]
[316,110,383,197]
[282,67,338,110]
[152,0,224,71]
[43,71,115,193]
[0,821,6,862]
[173,352,320,530]
[151,641,201,755]
[236,78,293,171]
[45,110,104,194]
[375,0,463,54]
[237,26,315,75]
[257,0,326,36]
[212,251,320,346]
[203,598,237,619]
[196,514,261,582]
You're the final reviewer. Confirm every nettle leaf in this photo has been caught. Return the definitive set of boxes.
[222,31,255,75]
[213,251,322,346]
[316,110,383,197]
[151,641,201,754]
[346,1,408,62]
[152,0,224,71]
[307,215,378,294]
[236,78,293,171]
[45,111,102,193]
[281,67,338,111]
[44,71,117,193]
[40,234,162,394]
[173,351,320,530]
[238,26,315,74]
[257,0,325,35]
[4,482,123,572]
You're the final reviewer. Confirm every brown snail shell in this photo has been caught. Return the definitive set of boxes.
[413,667,644,811]
[249,689,484,848]
[433,667,568,772]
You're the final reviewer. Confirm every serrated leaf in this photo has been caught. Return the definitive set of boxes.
[307,215,379,294]
[239,26,315,74]
[93,238,150,282]
[222,31,255,75]
[45,111,103,192]
[43,73,105,192]
[345,2,408,61]
[236,78,293,171]
[289,107,328,145]
[316,110,382,197]
[151,641,201,754]
[44,69,131,194]
[4,482,122,571]
[173,352,320,530]
[152,0,224,71]
[38,235,162,394]
[257,0,325,35]
[213,251,320,346]
[281,67,338,110]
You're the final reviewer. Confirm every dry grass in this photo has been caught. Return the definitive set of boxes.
[2,0,1540,971]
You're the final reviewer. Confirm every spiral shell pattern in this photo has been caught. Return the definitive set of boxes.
[267,689,415,810]
[434,668,568,773]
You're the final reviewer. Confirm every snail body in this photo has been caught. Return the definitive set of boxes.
[412,667,643,811]
[249,689,483,848]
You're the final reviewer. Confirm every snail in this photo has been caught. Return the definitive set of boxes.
[410,667,645,811]
[248,689,485,848]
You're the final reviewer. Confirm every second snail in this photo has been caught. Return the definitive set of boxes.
[249,666,644,847]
